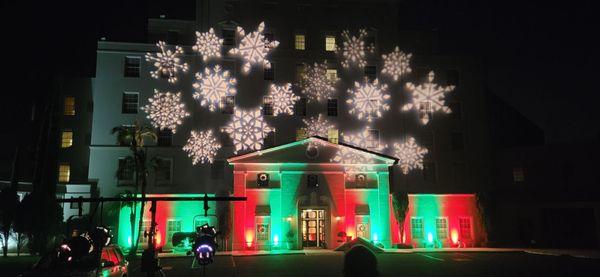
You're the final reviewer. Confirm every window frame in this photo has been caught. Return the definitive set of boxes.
[325,35,336,52]
[458,217,473,240]
[61,130,73,148]
[64,96,76,116]
[58,163,71,183]
[121,92,139,114]
[124,56,141,78]
[294,34,306,50]
[411,217,424,239]
[435,217,448,240]
[154,157,173,186]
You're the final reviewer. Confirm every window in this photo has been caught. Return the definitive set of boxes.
[61,130,73,148]
[423,161,436,182]
[220,132,233,146]
[58,163,70,183]
[264,63,275,80]
[295,34,306,50]
[166,30,179,44]
[451,131,464,150]
[446,69,460,86]
[157,129,172,146]
[264,131,276,148]
[419,131,434,150]
[327,99,338,116]
[296,128,308,141]
[222,29,235,46]
[325,35,336,51]
[365,34,376,52]
[449,102,462,119]
[328,129,339,144]
[124,56,141,77]
[513,167,525,183]
[166,220,182,245]
[222,96,235,114]
[211,160,225,179]
[364,65,377,81]
[436,218,448,240]
[139,220,151,243]
[262,96,274,116]
[459,217,472,240]
[411,217,424,239]
[367,129,379,149]
[117,158,134,183]
[122,92,139,114]
[296,64,305,81]
[154,157,172,185]
[64,96,75,116]
[256,222,269,241]
[326,68,337,81]
[294,97,307,116]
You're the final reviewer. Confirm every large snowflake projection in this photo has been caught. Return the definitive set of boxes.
[141,89,190,133]
[221,108,275,154]
[266,83,300,116]
[228,22,279,74]
[183,130,221,165]
[192,28,223,62]
[145,41,189,83]
[380,46,412,81]
[302,114,336,138]
[331,147,374,164]
[346,78,391,122]
[337,29,373,69]
[298,62,339,102]
[402,71,455,125]
[393,137,428,175]
[341,127,387,152]
[193,65,237,112]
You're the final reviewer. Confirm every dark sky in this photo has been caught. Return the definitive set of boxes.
[2,0,599,144]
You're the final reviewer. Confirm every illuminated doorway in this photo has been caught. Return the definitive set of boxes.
[301,209,326,248]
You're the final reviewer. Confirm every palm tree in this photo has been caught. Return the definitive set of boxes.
[112,122,157,256]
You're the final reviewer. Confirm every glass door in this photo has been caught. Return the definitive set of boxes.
[301,209,326,248]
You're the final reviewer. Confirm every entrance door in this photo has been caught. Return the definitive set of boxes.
[301,209,326,248]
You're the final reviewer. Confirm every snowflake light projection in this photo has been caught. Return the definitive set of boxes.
[183,130,221,165]
[331,147,374,164]
[145,41,189,83]
[302,114,336,138]
[393,137,428,175]
[221,108,275,154]
[192,28,223,62]
[402,71,455,125]
[341,127,387,152]
[298,62,339,102]
[193,65,237,112]
[141,89,190,133]
[229,22,279,74]
[266,83,300,116]
[380,46,412,81]
[337,29,373,69]
[346,78,391,122]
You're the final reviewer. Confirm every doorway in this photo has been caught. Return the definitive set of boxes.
[301,209,326,248]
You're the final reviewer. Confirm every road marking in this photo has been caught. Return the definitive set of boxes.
[230,255,236,267]
[417,253,444,261]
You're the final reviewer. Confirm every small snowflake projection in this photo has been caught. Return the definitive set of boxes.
[266,83,300,116]
[228,22,279,74]
[393,137,428,175]
[145,41,189,83]
[402,71,455,125]
[193,65,237,112]
[298,62,339,102]
[141,89,190,133]
[302,114,336,138]
[221,108,275,154]
[380,46,412,81]
[331,148,374,164]
[183,130,221,165]
[192,28,223,62]
[337,29,373,69]
[341,127,387,152]
[346,78,391,122]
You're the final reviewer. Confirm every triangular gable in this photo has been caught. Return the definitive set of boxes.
[227,137,398,165]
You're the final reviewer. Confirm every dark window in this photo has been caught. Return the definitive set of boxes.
[264,63,275,80]
[157,129,172,146]
[451,131,464,150]
[264,131,276,148]
[262,97,274,116]
[222,96,235,114]
[423,162,436,182]
[222,29,235,46]
[117,158,134,183]
[327,99,338,116]
[220,132,233,146]
[446,69,460,86]
[121,92,138,114]
[296,63,305,81]
[365,35,376,51]
[307,174,319,188]
[124,57,141,77]
[154,157,172,185]
[264,33,274,44]
[513,167,525,183]
[367,129,380,149]
[449,102,462,119]
[419,130,434,150]
[294,97,307,116]
[364,65,377,81]
[166,31,179,44]
[211,160,225,179]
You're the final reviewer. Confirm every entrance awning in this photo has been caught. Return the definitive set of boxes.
[255,205,271,216]
[355,204,370,215]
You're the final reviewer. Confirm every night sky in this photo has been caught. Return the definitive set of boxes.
[2,0,599,144]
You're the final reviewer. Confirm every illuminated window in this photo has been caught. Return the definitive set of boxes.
[459,217,472,240]
[326,68,337,81]
[436,218,448,240]
[325,35,336,51]
[411,217,424,239]
[64,96,75,116]
[327,99,338,116]
[121,92,139,114]
[222,96,235,115]
[295,34,305,50]
[296,128,308,141]
[328,129,339,144]
[367,129,379,149]
[124,56,141,77]
[264,62,275,80]
[513,167,525,183]
[58,163,70,183]
[262,97,274,116]
[61,130,73,148]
